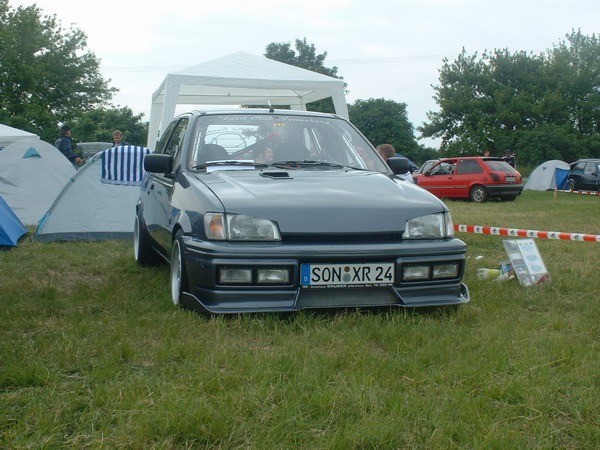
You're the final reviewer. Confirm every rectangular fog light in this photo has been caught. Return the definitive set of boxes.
[432,263,459,279]
[403,265,430,281]
[257,268,290,284]
[219,267,252,284]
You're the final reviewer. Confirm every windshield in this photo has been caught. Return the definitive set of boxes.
[486,160,518,173]
[187,113,389,173]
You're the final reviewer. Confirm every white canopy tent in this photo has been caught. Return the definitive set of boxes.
[148,51,349,148]
[0,124,39,148]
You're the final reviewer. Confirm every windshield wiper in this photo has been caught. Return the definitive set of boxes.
[271,160,363,170]
[193,160,268,170]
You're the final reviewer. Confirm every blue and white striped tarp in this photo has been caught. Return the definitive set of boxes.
[101,145,152,186]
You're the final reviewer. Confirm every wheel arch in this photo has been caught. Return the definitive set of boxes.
[171,211,194,244]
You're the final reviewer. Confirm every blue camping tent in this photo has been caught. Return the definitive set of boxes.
[0,195,27,246]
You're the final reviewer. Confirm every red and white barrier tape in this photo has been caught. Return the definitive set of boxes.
[455,224,600,243]
[557,189,600,196]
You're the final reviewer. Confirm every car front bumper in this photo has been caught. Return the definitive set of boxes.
[179,236,470,314]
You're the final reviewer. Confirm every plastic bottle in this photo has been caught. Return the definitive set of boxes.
[476,268,501,279]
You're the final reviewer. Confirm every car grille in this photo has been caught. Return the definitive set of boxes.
[297,287,398,308]
[281,233,403,244]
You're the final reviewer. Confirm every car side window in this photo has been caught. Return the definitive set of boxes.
[584,163,595,175]
[573,162,585,174]
[456,159,484,175]
[154,121,178,154]
[164,118,189,162]
[429,162,455,176]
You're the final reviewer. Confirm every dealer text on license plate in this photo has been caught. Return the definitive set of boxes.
[300,263,394,288]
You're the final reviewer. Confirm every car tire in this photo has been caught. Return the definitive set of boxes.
[170,231,189,308]
[470,185,488,203]
[568,179,576,191]
[134,214,160,266]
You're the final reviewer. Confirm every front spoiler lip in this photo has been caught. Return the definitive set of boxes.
[180,283,471,315]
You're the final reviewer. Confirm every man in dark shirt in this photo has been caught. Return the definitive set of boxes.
[54,125,82,165]
[503,150,516,168]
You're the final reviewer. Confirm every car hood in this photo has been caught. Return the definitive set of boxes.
[196,168,446,234]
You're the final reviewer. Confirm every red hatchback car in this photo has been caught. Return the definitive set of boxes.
[413,157,523,202]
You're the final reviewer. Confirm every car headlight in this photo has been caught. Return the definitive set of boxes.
[404,213,454,239]
[204,213,281,241]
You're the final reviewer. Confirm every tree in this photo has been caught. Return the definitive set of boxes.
[71,106,148,146]
[349,98,423,162]
[264,38,343,113]
[0,0,115,142]
[420,31,600,166]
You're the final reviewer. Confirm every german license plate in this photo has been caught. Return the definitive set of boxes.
[505,176,516,183]
[300,263,394,288]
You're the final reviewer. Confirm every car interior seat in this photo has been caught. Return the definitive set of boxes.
[203,144,229,162]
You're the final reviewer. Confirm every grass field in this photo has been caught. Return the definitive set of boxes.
[1,190,600,448]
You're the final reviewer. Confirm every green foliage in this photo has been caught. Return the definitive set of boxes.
[349,98,424,162]
[265,37,340,78]
[420,31,600,165]
[0,1,115,142]
[70,106,148,146]
[264,38,343,113]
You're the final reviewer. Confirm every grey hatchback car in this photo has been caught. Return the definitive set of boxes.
[135,109,469,314]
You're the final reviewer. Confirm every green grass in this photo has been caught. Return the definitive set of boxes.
[1,191,600,448]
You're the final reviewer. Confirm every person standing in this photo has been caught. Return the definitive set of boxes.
[503,150,516,168]
[112,130,128,147]
[54,125,82,165]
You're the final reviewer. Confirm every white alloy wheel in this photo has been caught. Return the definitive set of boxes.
[133,216,141,261]
[170,238,183,306]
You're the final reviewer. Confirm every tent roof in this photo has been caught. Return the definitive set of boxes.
[148,52,348,147]
[0,124,39,148]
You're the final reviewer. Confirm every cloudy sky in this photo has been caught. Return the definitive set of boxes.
[14,0,600,145]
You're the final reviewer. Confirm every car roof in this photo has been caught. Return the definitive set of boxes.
[181,108,342,119]
[437,156,505,162]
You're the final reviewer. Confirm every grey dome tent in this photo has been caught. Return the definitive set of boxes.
[0,140,76,225]
[523,160,570,191]
[148,51,349,148]
[34,145,152,242]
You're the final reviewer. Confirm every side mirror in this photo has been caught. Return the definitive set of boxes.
[386,157,410,175]
[144,154,173,174]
